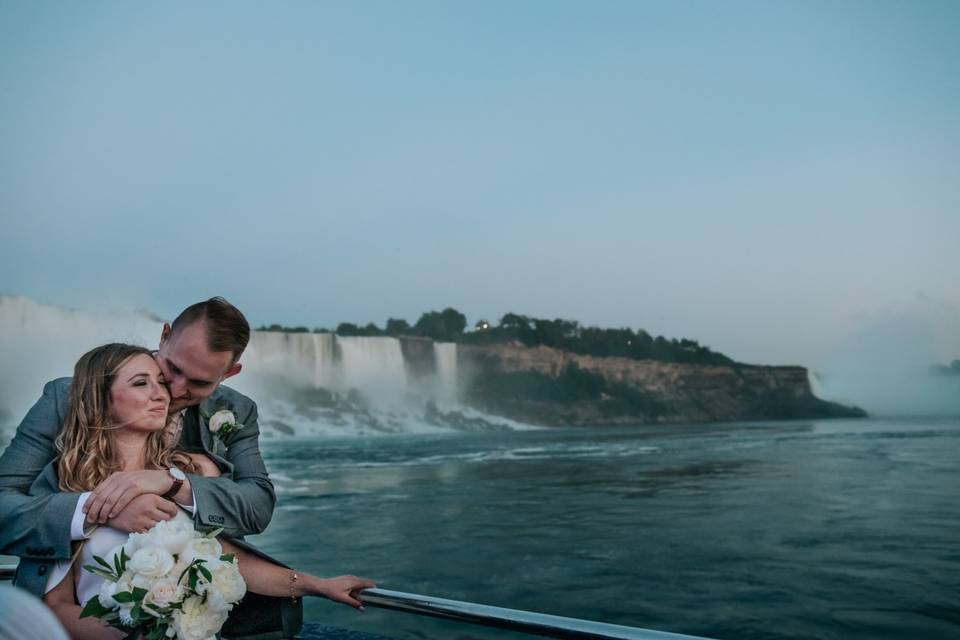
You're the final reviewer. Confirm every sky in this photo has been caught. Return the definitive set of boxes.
[1,0,958,367]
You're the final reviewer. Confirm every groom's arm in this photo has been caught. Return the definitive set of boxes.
[0,379,82,560]
[188,399,276,538]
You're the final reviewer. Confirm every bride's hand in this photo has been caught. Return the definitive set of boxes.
[108,494,179,533]
[310,575,377,610]
[84,470,173,524]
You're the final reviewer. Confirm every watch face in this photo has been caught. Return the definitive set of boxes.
[170,467,187,481]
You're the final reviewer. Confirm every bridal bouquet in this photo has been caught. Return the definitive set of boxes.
[80,518,247,640]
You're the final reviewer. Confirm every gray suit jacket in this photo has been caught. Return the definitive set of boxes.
[0,377,277,598]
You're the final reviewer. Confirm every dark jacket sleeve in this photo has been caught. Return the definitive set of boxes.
[0,379,82,559]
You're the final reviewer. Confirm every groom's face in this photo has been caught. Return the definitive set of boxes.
[156,319,241,412]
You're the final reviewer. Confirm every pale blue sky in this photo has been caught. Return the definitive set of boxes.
[1,1,958,366]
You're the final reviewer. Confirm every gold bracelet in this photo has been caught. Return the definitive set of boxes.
[289,571,300,602]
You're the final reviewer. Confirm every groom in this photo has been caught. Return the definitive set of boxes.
[0,297,299,638]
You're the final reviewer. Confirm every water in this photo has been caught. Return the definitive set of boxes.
[251,418,960,640]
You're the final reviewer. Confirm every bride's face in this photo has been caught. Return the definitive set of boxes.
[109,354,171,432]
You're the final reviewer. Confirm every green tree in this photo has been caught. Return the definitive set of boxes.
[385,318,411,336]
[414,308,467,341]
[336,322,361,336]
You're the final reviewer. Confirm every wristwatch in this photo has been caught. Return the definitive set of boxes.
[161,466,186,500]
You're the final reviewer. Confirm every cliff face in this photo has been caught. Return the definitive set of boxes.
[459,343,865,426]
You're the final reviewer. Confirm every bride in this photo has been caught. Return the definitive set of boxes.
[41,343,375,639]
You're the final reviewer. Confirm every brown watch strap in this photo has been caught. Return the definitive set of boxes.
[161,477,184,500]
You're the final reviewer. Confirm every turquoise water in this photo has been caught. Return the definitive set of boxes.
[252,418,960,640]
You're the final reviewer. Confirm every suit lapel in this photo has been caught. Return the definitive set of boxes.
[177,390,229,459]
[178,406,209,453]
[199,395,220,453]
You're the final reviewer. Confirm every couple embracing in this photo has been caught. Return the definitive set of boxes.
[0,297,374,639]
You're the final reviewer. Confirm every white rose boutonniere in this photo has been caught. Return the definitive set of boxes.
[204,409,243,441]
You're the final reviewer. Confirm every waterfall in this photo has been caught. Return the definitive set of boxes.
[0,296,519,438]
[243,332,409,401]
[336,336,408,406]
[311,333,336,389]
[434,342,459,404]
[243,331,337,390]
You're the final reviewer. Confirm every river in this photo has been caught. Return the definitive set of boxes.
[250,417,960,640]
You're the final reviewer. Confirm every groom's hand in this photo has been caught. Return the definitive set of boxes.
[107,494,178,534]
[84,469,172,524]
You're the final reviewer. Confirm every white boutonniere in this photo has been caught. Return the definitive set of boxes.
[203,409,244,441]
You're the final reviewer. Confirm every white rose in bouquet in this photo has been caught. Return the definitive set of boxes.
[97,577,122,609]
[197,558,247,613]
[180,536,223,565]
[134,516,194,556]
[128,546,175,579]
[171,558,189,580]
[142,577,184,613]
[171,597,228,640]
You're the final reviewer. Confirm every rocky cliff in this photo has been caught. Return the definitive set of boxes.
[459,342,865,426]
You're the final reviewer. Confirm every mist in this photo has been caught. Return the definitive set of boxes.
[815,304,960,417]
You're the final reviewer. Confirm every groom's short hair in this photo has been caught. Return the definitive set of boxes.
[170,296,251,363]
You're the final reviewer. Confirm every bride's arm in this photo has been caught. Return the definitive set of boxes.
[218,539,375,610]
[43,565,124,640]
[186,452,222,477]
[84,452,222,524]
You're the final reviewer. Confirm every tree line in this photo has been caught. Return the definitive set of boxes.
[257,308,736,366]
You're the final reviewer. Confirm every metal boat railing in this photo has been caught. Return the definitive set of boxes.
[358,587,713,640]
[1,564,714,640]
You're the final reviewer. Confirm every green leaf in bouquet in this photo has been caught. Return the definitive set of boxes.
[146,624,168,640]
[220,553,235,563]
[80,595,111,619]
[93,554,114,571]
[178,558,201,585]
[205,527,224,538]
[132,586,148,600]
[83,564,119,582]
[132,602,157,624]
[197,564,212,582]
[112,590,137,604]
[189,570,199,591]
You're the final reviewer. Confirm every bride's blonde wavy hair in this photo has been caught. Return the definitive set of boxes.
[56,343,199,492]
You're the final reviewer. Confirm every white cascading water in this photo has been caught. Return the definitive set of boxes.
[243,331,337,390]
[336,336,408,406]
[434,342,459,404]
[0,296,520,440]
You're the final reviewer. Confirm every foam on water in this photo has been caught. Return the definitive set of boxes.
[273,441,663,472]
